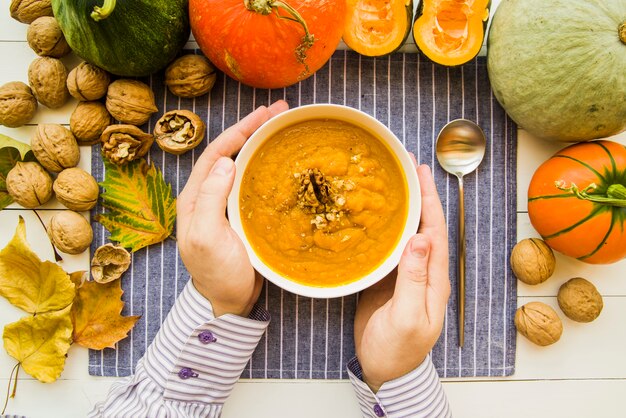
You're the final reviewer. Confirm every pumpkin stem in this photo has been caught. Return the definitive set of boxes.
[555,181,626,208]
[244,0,315,75]
[620,22,626,45]
[91,0,117,22]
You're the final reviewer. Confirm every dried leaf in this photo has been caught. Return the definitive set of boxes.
[96,158,176,252]
[0,216,75,314]
[69,271,88,288]
[0,135,36,210]
[71,280,140,350]
[2,305,73,383]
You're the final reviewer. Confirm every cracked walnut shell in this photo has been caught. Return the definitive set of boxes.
[31,123,80,172]
[47,210,93,255]
[53,167,99,211]
[515,302,563,346]
[6,161,53,208]
[101,124,154,165]
[28,56,70,109]
[154,110,206,155]
[106,79,158,125]
[10,0,53,24]
[70,101,112,145]
[0,81,38,128]
[510,238,556,285]
[165,55,217,98]
[67,62,110,101]
[91,243,131,283]
[557,277,603,323]
[27,16,71,58]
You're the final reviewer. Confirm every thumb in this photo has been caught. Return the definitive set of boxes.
[392,234,431,316]
[190,157,236,233]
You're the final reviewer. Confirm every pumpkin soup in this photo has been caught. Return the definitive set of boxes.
[240,119,407,287]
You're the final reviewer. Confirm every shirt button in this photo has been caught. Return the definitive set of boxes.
[373,404,385,417]
[198,330,217,344]
[178,367,199,380]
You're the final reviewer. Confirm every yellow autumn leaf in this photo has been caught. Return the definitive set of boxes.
[71,280,140,350]
[2,305,73,383]
[0,216,75,314]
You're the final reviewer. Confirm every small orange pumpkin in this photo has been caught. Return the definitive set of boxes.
[189,0,346,89]
[413,0,490,66]
[528,140,626,264]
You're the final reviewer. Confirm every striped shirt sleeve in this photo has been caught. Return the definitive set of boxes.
[347,355,451,418]
[89,280,270,418]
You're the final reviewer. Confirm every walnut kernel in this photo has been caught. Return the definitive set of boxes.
[557,277,603,323]
[6,161,53,208]
[154,110,205,155]
[91,244,131,283]
[10,0,53,24]
[0,81,38,127]
[67,62,110,101]
[28,56,70,109]
[53,167,99,211]
[31,123,80,172]
[47,211,93,255]
[70,101,112,145]
[106,79,158,125]
[510,238,556,285]
[26,16,71,58]
[165,55,217,98]
[515,302,563,346]
[101,124,154,165]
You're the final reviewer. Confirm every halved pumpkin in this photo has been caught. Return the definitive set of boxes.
[343,0,413,57]
[413,0,490,66]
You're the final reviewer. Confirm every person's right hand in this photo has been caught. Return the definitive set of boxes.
[353,164,451,392]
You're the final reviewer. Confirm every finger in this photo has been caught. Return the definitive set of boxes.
[391,234,431,319]
[409,152,418,170]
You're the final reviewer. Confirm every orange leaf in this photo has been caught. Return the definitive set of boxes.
[70,280,140,350]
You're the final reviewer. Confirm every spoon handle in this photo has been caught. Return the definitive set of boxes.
[457,175,466,348]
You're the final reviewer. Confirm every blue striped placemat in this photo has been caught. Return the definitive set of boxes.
[89,50,517,379]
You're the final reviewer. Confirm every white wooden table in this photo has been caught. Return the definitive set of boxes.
[1,2,625,417]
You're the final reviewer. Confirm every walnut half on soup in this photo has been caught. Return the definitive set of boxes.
[240,119,408,287]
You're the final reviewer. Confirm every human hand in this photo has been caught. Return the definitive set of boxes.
[354,163,451,392]
[177,100,289,318]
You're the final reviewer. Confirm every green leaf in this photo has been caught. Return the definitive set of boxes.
[97,158,176,252]
[0,141,36,210]
[0,216,75,314]
[0,134,32,159]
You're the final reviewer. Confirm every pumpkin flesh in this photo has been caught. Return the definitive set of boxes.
[343,0,413,57]
[413,0,489,66]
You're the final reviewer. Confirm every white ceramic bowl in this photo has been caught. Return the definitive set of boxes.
[227,104,421,298]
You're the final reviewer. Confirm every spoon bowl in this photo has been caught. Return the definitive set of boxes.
[436,119,486,347]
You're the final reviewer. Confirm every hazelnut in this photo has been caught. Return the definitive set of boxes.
[26,16,71,58]
[47,210,93,255]
[510,238,556,285]
[154,110,206,155]
[6,161,53,208]
[165,55,217,98]
[91,243,131,283]
[67,62,110,102]
[515,302,563,346]
[28,56,70,109]
[557,277,603,323]
[0,81,38,128]
[106,79,158,125]
[31,123,80,172]
[53,167,99,211]
[100,124,154,165]
[70,101,112,145]
[10,0,53,24]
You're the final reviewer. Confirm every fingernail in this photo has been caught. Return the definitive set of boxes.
[411,236,428,258]
[211,157,234,176]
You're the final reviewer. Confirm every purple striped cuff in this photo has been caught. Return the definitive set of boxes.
[347,355,451,418]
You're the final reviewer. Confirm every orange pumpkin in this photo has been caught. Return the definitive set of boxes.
[413,0,490,66]
[189,0,346,89]
[528,140,626,264]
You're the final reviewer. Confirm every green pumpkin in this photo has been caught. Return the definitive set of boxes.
[487,0,626,142]
[52,0,190,77]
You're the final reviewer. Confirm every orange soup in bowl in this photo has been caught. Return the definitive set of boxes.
[239,119,408,287]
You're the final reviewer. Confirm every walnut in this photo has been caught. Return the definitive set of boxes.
[53,167,99,211]
[296,168,347,229]
[0,81,38,127]
[101,124,154,165]
[557,277,603,323]
[67,62,111,101]
[31,123,80,172]
[70,101,112,145]
[26,16,71,58]
[164,55,217,98]
[91,243,131,283]
[106,79,158,125]
[154,110,205,155]
[510,238,556,285]
[515,302,563,346]
[47,210,93,255]
[10,0,52,24]
[6,161,53,208]
[28,56,70,109]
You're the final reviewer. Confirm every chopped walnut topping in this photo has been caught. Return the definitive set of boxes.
[297,168,350,230]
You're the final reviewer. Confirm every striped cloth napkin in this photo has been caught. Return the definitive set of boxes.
[90,50,517,379]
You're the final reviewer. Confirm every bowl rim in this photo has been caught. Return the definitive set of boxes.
[227,104,421,299]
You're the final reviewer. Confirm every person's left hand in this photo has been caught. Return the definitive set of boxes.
[176,100,289,318]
